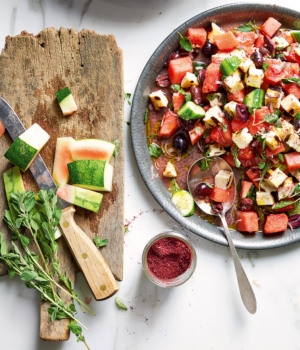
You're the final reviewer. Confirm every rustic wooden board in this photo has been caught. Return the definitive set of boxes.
[0,27,124,340]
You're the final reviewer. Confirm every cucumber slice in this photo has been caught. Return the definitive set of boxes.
[171,190,195,217]
[244,88,265,109]
[220,56,242,76]
[177,101,205,120]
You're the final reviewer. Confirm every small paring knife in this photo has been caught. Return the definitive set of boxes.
[0,97,119,300]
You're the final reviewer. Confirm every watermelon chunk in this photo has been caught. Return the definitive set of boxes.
[187,28,207,48]
[264,213,288,234]
[236,211,259,233]
[210,187,229,203]
[239,180,253,199]
[168,56,193,84]
[214,31,239,52]
[202,62,221,93]
[0,119,5,138]
[70,139,115,162]
[260,17,281,38]
[52,137,75,187]
[57,184,103,213]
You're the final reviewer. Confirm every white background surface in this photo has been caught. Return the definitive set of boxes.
[1,0,300,349]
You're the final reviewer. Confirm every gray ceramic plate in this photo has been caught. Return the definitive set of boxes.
[131,3,300,250]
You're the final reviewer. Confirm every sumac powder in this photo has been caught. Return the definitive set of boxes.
[146,237,192,279]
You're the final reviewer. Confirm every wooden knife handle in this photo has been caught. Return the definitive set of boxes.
[60,206,119,300]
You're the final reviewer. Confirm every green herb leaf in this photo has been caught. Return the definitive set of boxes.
[272,200,295,210]
[93,237,109,248]
[231,145,241,168]
[170,84,181,92]
[113,140,119,157]
[203,128,211,138]
[170,178,181,195]
[148,143,163,158]
[262,62,269,71]
[277,153,284,162]
[282,77,300,86]
[177,32,193,52]
[144,108,149,124]
[115,297,128,310]
[260,160,272,180]
[263,113,280,124]
[204,182,213,188]
[124,92,132,105]
[236,21,258,32]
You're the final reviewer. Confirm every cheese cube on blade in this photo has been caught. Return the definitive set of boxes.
[203,106,225,128]
[245,67,264,88]
[4,123,50,171]
[286,133,300,152]
[149,90,168,110]
[215,170,233,190]
[55,87,78,116]
[281,94,300,116]
[232,128,253,149]
[181,72,199,89]
[163,161,177,178]
[265,168,288,188]
[256,191,275,206]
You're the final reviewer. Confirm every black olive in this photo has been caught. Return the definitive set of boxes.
[173,133,189,153]
[238,198,254,211]
[295,119,300,131]
[251,51,264,68]
[179,118,196,131]
[236,104,249,122]
[202,40,218,57]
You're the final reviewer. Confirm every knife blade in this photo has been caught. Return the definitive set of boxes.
[0,97,118,300]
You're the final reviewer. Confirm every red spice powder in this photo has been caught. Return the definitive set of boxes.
[146,237,192,280]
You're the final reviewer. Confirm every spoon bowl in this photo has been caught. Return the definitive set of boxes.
[187,156,257,314]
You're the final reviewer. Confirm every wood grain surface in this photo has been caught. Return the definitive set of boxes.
[0,27,124,340]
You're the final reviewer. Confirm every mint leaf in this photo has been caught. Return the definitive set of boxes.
[170,178,181,195]
[148,143,163,158]
[115,297,128,310]
[177,32,193,52]
[93,237,109,248]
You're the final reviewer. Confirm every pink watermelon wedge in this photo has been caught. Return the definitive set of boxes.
[52,137,75,186]
[70,139,115,162]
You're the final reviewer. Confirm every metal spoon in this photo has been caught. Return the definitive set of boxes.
[187,156,257,314]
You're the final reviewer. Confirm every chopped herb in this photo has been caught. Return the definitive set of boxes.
[231,145,241,168]
[237,178,242,193]
[282,77,300,86]
[260,160,272,180]
[170,178,181,195]
[293,183,300,197]
[124,92,132,105]
[115,297,128,310]
[124,226,130,234]
[246,185,256,202]
[263,112,280,124]
[147,134,157,140]
[255,133,266,153]
[177,32,193,52]
[203,128,211,138]
[144,108,149,124]
[199,156,212,171]
[272,200,296,210]
[171,84,181,91]
[93,237,109,248]
[204,182,213,188]
[148,143,163,158]
[220,123,228,133]
[262,62,269,71]
[113,140,119,157]
[258,162,265,170]
[237,21,258,32]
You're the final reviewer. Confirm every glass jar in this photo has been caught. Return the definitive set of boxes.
[142,231,197,288]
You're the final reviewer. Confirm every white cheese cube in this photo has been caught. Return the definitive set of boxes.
[212,49,247,64]
[265,87,284,109]
[265,131,281,151]
[245,67,264,88]
[260,181,277,193]
[281,94,300,116]
[286,132,300,152]
[239,58,255,73]
[149,90,168,110]
[278,177,295,200]
[224,71,244,94]
[163,161,177,178]
[207,143,226,156]
[256,191,275,206]
[224,101,237,118]
[181,72,199,89]
[215,170,234,190]
[208,23,225,44]
[270,118,294,141]
[273,37,289,50]
[203,106,225,128]
[265,168,288,188]
[232,127,253,149]
[208,93,226,107]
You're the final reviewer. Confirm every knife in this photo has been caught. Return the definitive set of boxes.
[0,97,119,300]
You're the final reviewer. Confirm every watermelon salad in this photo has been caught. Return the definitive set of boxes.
[146,16,300,235]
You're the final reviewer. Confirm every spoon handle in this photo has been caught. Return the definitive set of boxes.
[219,213,257,314]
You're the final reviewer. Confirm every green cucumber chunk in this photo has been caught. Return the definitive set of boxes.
[177,101,205,120]
[4,137,38,171]
[220,56,242,76]
[171,190,195,217]
[292,31,300,43]
[3,166,25,220]
[244,88,265,109]
[55,87,71,103]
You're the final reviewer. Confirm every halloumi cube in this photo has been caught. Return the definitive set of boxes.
[281,94,300,116]
[215,170,234,190]
[286,132,300,152]
[245,67,264,88]
[265,168,288,188]
[278,177,295,200]
[239,58,255,73]
[181,72,199,89]
[149,90,168,110]
[224,101,237,118]
[203,106,225,128]
[256,191,275,206]
[163,161,177,178]
[273,36,289,50]
[208,93,226,107]
[265,87,284,109]
[265,131,281,151]
[270,118,294,141]
[224,71,244,94]
[232,127,253,149]
[260,181,277,193]
[207,143,226,156]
